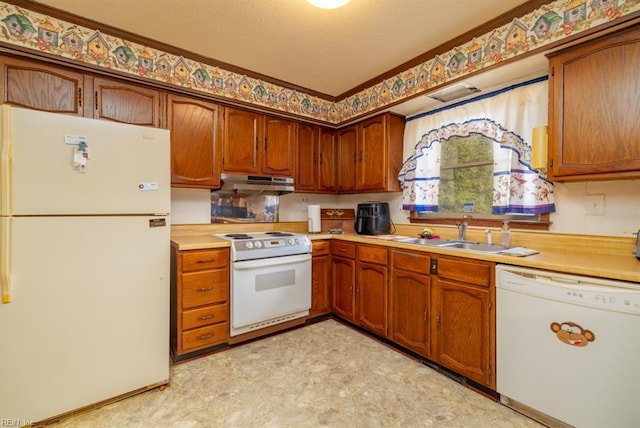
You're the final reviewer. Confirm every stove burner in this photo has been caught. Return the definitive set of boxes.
[225,233,252,240]
[265,232,294,237]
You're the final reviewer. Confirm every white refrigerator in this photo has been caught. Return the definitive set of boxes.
[0,105,171,424]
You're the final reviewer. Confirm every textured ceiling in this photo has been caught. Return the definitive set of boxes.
[32,0,532,97]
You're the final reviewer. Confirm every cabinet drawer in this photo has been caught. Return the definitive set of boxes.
[358,245,388,265]
[182,249,228,272]
[181,322,228,352]
[182,304,228,330]
[332,241,356,259]
[435,257,491,287]
[312,240,330,255]
[182,269,228,308]
[393,250,430,274]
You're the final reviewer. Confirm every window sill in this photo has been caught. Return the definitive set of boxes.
[409,213,551,231]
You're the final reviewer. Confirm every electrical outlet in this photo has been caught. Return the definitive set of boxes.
[301,196,309,211]
[585,194,605,216]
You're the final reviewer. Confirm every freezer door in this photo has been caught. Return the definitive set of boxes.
[0,105,170,215]
[0,216,170,422]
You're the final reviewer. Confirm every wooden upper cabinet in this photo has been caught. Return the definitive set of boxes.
[263,115,296,176]
[168,94,222,188]
[93,77,164,127]
[357,113,404,192]
[318,127,336,192]
[222,107,297,176]
[0,55,164,128]
[296,122,318,192]
[222,107,262,174]
[336,124,357,192]
[548,25,640,181]
[0,55,86,116]
[335,112,404,193]
[296,124,336,193]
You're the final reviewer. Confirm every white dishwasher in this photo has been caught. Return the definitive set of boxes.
[496,265,640,428]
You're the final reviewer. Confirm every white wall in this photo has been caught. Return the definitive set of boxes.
[170,181,640,237]
[550,180,640,237]
[170,188,211,224]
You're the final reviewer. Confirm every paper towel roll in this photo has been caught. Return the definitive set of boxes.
[308,205,321,233]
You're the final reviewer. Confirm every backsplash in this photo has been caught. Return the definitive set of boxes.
[171,180,640,238]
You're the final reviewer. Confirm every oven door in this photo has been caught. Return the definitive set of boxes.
[231,253,311,336]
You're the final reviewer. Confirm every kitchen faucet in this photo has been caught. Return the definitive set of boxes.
[456,215,471,241]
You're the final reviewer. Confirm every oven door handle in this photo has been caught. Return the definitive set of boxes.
[234,253,311,269]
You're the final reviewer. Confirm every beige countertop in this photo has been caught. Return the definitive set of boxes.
[171,224,640,284]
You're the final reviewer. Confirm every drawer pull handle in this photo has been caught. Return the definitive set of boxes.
[196,259,214,263]
[198,334,213,340]
[199,314,214,320]
[197,286,213,292]
[339,248,346,252]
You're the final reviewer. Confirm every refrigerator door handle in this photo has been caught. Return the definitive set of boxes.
[0,216,11,303]
[0,104,11,216]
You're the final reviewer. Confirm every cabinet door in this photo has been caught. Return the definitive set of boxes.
[263,115,296,176]
[317,127,336,192]
[548,26,640,181]
[0,55,86,116]
[336,125,357,192]
[433,278,492,387]
[357,114,387,191]
[93,76,163,127]
[311,253,331,316]
[168,94,222,188]
[296,122,318,191]
[222,107,262,174]
[356,262,388,337]
[332,256,355,321]
[390,269,430,357]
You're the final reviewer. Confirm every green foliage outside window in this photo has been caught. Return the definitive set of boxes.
[438,135,494,214]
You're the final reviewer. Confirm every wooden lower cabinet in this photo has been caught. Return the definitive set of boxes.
[331,241,356,321]
[310,240,331,317]
[355,244,388,337]
[171,247,230,359]
[331,242,389,337]
[390,249,431,358]
[431,255,495,388]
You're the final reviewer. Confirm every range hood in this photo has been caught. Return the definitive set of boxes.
[220,173,294,194]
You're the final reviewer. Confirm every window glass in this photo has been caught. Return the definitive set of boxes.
[439,135,493,213]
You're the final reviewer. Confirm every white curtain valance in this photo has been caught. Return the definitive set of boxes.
[398,79,555,214]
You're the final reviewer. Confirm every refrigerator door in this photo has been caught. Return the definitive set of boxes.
[0,215,170,422]
[0,105,170,216]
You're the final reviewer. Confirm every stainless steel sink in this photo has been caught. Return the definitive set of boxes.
[396,238,451,246]
[398,238,505,253]
[437,241,505,253]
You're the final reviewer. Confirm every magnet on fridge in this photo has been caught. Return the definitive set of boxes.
[73,145,87,173]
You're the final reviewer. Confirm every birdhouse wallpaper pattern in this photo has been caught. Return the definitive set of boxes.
[0,0,637,124]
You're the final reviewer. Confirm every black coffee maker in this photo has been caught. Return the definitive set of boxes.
[356,202,391,235]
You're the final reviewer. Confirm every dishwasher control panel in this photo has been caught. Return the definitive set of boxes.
[497,265,640,315]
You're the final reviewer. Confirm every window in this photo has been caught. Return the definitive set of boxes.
[399,79,554,230]
[410,131,550,229]
[438,135,493,213]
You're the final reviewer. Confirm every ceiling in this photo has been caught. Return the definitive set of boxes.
[31,0,549,118]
